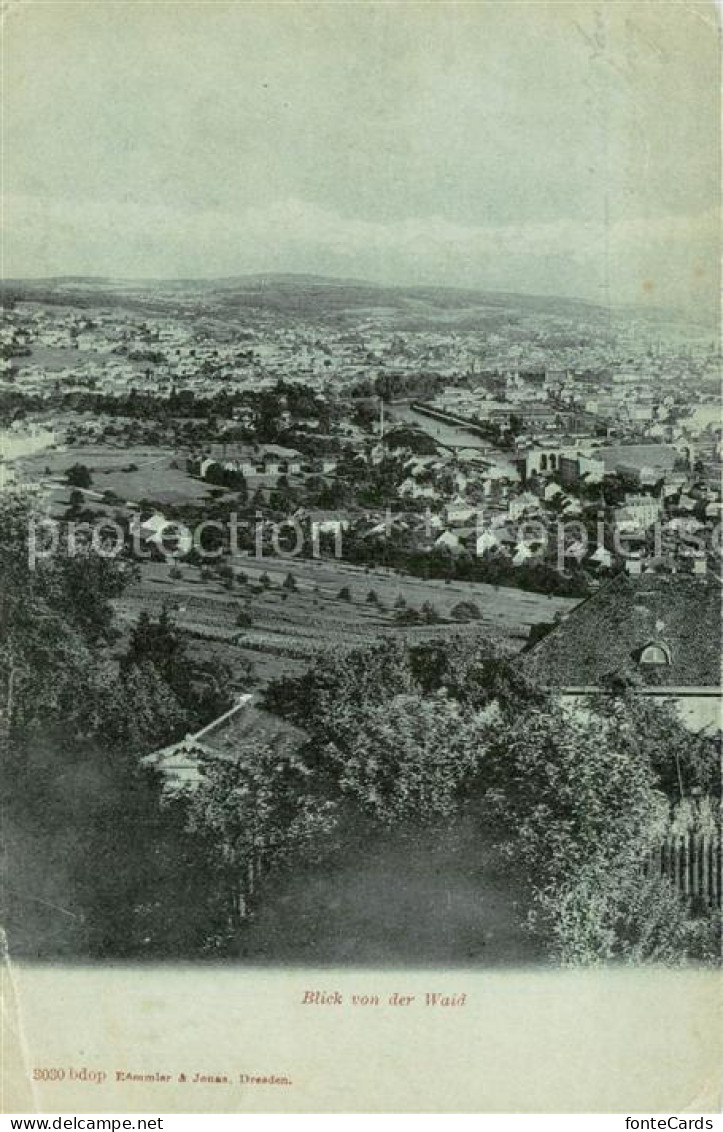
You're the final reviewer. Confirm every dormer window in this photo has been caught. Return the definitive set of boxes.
[639,643,671,666]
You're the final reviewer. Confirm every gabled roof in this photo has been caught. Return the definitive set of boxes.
[524,573,721,689]
[141,695,256,791]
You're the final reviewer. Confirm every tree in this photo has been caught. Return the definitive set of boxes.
[394,606,420,625]
[352,400,378,431]
[409,634,542,714]
[216,562,235,583]
[235,475,248,507]
[366,589,380,605]
[121,606,235,728]
[0,496,213,958]
[65,463,92,489]
[186,745,337,927]
[484,702,680,963]
[263,640,415,734]
[592,691,721,802]
[337,586,352,601]
[385,427,437,456]
[2,501,130,667]
[323,693,494,826]
[282,572,297,592]
[103,660,189,752]
[68,488,85,514]
[420,601,441,624]
[451,600,482,621]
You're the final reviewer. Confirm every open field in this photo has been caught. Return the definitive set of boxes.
[22,445,214,505]
[12,345,111,369]
[113,556,579,689]
[89,459,210,505]
[23,443,309,510]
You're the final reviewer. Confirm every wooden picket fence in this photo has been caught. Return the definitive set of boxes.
[645,833,722,907]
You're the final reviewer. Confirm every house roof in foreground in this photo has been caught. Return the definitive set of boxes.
[524,572,721,690]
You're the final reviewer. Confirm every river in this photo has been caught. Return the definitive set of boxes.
[387,402,507,458]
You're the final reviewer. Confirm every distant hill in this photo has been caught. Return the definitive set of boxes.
[0,272,673,329]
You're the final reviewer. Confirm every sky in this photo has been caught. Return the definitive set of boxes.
[3,1,720,313]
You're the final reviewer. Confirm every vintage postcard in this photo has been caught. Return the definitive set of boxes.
[1,0,721,1115]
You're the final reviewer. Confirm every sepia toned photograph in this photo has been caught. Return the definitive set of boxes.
[0,0,721,1115]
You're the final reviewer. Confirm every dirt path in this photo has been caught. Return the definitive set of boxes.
[237,820,544,967]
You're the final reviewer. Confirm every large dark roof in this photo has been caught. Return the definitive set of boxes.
[524,573,721,689]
